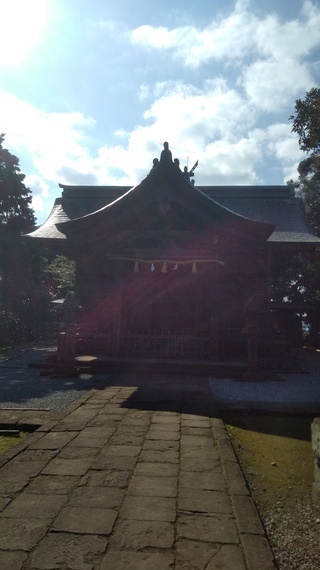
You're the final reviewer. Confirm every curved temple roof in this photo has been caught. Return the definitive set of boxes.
[26,142,320,246]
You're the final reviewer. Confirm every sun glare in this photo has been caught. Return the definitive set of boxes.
[0,0,49,66]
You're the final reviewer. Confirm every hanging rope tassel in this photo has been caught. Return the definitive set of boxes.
[161,262,167,273]
[192,262,197,273]
[134,261,139,272]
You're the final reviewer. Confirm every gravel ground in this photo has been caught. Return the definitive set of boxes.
[241,464,320,570]
[212,349,320,570]
[0,345,100,410]
[209,351,320,412]
[263,496,320,570]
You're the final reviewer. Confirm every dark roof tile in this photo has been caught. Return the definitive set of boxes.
[25,184,320,244]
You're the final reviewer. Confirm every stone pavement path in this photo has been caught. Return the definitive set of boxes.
[0,374,275,570]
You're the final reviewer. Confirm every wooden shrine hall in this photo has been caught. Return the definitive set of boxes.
[27,142,320,372]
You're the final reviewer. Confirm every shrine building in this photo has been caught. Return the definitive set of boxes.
[26,142,320,372]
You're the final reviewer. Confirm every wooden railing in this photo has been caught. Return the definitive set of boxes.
[74,328,210,361]
[121,330,210,360]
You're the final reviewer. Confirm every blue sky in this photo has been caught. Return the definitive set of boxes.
[0,0,319,224]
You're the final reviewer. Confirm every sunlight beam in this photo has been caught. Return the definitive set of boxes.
[0,0,49,66]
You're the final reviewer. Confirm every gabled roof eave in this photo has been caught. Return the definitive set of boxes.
[56,146,274,243]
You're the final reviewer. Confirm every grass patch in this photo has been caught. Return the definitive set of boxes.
[0,432,28,454]
[224,413,320,569]
[224,413,314,509]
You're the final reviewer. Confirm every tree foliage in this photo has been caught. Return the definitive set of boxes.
[289,88,320,239]
[0,136,78,347]
[272,250,320,346]
[0,134,42,346]
[44,255,76,296]
[277,88,320,345]
[298,156,320,235]
[290,87,320,155]
[272,252,320,305]
[290,88,320,236]
[0,133,35,232]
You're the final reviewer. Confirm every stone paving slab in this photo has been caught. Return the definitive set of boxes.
[109,519,175,549]
[175,540,247,570]
[31,533,108,570]
[0,373,276,569]
[0,550,28,570]
[100,551,175,570]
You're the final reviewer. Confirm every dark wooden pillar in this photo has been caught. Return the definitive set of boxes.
[114,276,122,356]
[61,323,77,372]
[245,311,258,374]
[208,264,222,360]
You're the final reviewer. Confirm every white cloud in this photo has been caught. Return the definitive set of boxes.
[254,3,320,60]
[195,138,263,185]
[265,125,302,163]
[26,175,50,215]
[144,79,256,145]
[130,0,320,66]
[26,174,50,198]
[250,123,304,183]
[241,58,314,111]
[112,80,306,187]
[130,7,255,67]
[0,92,96,185]
[0,92,140,193]
[131,25,180,50]
[96,79,265,187]
[129,0,320,115]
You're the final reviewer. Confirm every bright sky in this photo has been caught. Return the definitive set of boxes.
[0,0,319,224]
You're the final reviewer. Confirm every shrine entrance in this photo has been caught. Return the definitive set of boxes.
[119,262,222,360]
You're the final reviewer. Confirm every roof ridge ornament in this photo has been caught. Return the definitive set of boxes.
[183,160,198,184]
[150,142,198,184]
[160,141,172,162]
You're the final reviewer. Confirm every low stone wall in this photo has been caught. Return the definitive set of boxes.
[311,418,320,506]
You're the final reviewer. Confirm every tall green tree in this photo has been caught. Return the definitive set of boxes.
[290,87,320,235]
[277,88,320,345]
[0,133,35,231]
[0,134,37,345]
